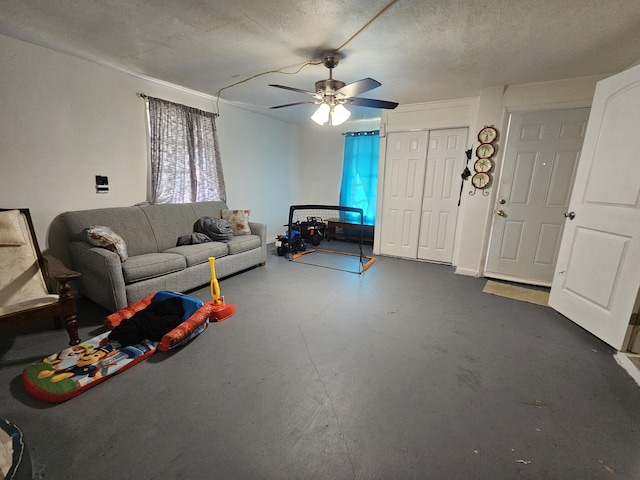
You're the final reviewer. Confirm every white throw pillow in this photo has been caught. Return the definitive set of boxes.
[221,209,251,236]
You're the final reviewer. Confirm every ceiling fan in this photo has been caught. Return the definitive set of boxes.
[269,53,398,126]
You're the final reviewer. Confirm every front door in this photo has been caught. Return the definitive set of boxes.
[549,64,640,350]
[485,108,590,285]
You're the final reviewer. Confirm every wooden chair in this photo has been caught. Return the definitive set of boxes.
[0,208,81,345]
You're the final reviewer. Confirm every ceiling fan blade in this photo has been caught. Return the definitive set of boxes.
[336,78,381,98]
[348,97,399,109]
[269,101,317,109]
[269,84,317,96]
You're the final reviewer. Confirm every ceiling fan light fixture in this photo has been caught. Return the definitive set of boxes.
[330,104,351,125]
[271,49,397,122]
[311,103,331,125]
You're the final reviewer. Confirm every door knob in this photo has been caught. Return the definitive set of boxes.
[499,198,506,204]
[564,211,576,220]
[496,210,506,217]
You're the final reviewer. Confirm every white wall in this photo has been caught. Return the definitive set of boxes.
[0,31,617,280]
[0,34,299,258]
[216,104,301,241]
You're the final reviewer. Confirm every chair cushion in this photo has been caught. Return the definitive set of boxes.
[0,210,26,245]
[121,253,186,283]
[0,295,58,317]
[0,213,50,313]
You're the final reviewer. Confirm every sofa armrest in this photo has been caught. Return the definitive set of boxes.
[249,221,266,243]
[68,241,128,312]
[249,221,267,264]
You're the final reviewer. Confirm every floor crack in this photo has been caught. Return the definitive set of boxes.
[299,324,356,480]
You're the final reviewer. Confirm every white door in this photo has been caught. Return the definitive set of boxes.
[379,131,429,258]
[485,109,590,285]
[417,128,468,263]
[549,64,640,350]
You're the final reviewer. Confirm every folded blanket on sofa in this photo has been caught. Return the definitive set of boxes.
[176,231,212,246]
[193,216,233,242]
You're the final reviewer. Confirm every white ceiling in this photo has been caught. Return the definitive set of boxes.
[2,0,640,125]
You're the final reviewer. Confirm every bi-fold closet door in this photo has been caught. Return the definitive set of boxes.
[379,128,468,263]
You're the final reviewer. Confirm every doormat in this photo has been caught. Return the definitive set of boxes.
[482,280,550,307]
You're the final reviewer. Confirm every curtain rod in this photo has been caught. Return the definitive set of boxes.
[342,130,380,136]
[136,92,219,117]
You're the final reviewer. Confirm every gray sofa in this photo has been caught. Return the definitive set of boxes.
[60,201,266,312]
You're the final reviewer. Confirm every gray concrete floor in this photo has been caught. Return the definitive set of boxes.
[2,246,640,479]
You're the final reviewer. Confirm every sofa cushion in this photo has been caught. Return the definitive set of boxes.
[226,234,261,255]
[139,203,201,253]
[122,253,186,283]
[163,242,228,267]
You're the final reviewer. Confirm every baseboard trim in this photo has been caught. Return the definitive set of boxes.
[454,267,479,277]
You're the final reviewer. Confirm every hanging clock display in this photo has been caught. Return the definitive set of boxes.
[470,125,499,196]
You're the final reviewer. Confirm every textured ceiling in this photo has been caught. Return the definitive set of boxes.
[2,0,640,125]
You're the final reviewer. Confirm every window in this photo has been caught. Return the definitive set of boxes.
[146,96,226,204]
[339,130,380,225]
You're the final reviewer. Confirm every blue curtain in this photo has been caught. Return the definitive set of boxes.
[339,131,380,225]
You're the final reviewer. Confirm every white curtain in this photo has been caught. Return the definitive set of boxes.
[147,96,226,204]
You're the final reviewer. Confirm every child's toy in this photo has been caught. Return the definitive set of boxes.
[22,291,210,403]
[275,222,306,256]
[298,216,327,246]
[104,291,211,351]
[22,330,157,403]
[22,257,236,403]
[208,257,236,321]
